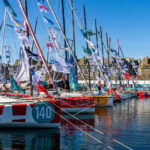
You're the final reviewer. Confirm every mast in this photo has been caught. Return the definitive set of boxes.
[108,37,111,65]
[71,0,76,82]
[95,19,98,50]
[61,0,67,61]
[46,0,92,93]
[24,0,33,96]
[83,5,91,89]
[95,19,100,79]
[0,20,4,32]
[17,0,58,92]
[106,32,109,66]
[99,26,104,65]
[117,39,122,87]
[0,8,7,66]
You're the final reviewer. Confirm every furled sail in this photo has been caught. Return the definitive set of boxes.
[15,46,30,81]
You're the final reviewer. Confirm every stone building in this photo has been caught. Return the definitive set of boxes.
[11,56,150,81]
[77,57,142,80]
[77,57,97,80]
[139,56,150,79]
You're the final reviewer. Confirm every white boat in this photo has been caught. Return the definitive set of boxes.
[117,92,138,100]
[0,95,60,128]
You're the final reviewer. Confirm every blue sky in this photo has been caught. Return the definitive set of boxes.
[0,0,150,64]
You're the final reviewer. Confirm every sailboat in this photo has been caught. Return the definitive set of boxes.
[44,0,114,107]
[34,0,96,114]
[0,0,95,121]
[0,0,61,128]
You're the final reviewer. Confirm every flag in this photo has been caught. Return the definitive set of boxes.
[51,63,70,74]
[50,56,72,67]
[43,16,54,25]
[110,49,118,56]
[86,39,98,54]
[81,29,95,38]
[46,41,55,52]
[48,28,57,37]
[83,47,93,56]
[7,10,24,28]
[3,0,17,17]
[14,27,39,60]
[38,3,49,13]
[86,39,95,47]
[14,27,27,40]
[10,75,25,94]
[30,67,52,98]
[50,57,70,73]
[57,56,73,67]
[13,18,24,28]
[49,57,59,65]
[46,42,54,48]
[47,28,69,52]
[24,47,40,60]
[5,46,10,63]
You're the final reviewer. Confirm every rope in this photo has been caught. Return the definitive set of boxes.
[39,98,113,150]
[46,98,133,150]
[73,103,95,116]
[67,0,83,29]
[113,139,133,150]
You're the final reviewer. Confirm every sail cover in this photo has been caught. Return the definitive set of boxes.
[15,46,30,81]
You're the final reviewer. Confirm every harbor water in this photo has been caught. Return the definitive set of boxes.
[0,97,150,149]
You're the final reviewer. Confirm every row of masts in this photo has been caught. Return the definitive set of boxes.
[60,0,113,89]
[0,0,124,96]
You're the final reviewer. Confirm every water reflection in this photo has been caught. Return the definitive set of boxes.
[60,114,96,149]
[94,98,150,149]
[0,98,150,149]
[61,114,95,131]
[95,107,113,128]
[0,129,60,150]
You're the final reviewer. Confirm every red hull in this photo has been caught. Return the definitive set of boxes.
[61,97,95,108]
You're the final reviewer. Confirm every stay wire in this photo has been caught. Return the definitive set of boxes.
[37,98,114,150]
[67,0,83,29]
[47,98,133,150]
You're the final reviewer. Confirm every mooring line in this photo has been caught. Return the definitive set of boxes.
[38,98,113,150]
[56,99,133,150]
[37,97,134,150]
[113,139,133,150]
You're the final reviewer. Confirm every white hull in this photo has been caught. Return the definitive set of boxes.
[118,92,138,100]
[0,96,61,128]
